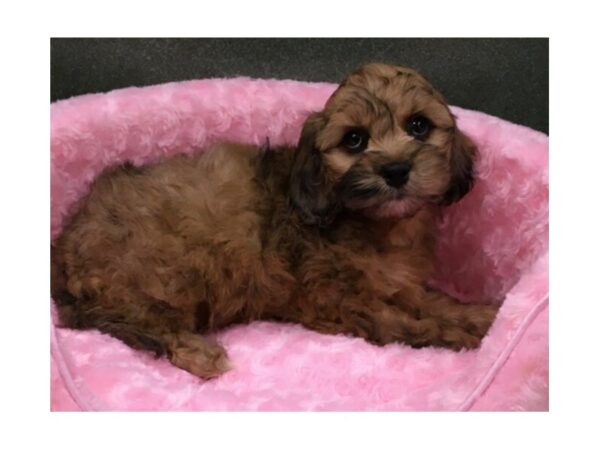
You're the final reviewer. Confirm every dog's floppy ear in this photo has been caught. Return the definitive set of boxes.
[289,112,340,227]
[442,128,477,205]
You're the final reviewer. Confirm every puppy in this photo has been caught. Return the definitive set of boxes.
[51,63,499,379]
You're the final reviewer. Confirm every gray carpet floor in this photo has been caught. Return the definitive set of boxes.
[51,38,548,133]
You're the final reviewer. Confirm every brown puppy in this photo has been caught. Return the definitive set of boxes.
[51,64,498,379]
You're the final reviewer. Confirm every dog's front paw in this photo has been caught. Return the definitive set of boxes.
[435,304,500,351]
[463,303,500,339]
[436,325,483,351]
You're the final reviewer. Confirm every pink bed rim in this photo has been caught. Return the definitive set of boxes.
[51,78,548,411]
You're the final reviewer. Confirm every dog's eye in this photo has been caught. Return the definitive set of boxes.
[341,129,369,153]
[406,115,432,140]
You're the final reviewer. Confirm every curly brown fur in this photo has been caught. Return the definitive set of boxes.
[51,64,498,379]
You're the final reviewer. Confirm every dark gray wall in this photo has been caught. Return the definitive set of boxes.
[51,38,548,133]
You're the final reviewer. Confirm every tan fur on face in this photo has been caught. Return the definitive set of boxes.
[51,64,496,379]
[312,63,464,215]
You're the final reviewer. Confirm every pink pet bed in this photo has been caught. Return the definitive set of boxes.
[50,78,548,411]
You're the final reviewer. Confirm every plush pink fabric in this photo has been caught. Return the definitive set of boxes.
[50,78,548,411]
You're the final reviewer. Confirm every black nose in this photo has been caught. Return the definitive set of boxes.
[380,162,412,188]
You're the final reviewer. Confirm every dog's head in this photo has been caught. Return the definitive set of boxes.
[290,63,476,227]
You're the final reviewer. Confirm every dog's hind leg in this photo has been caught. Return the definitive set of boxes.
[53,289,231,379]
[163,331,231,378]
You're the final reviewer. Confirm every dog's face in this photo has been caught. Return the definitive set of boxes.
[290,63,476,227]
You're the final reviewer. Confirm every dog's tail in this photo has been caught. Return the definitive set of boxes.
[50,243,169,357]
[51,241,92,330]
[50,241,72,310]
